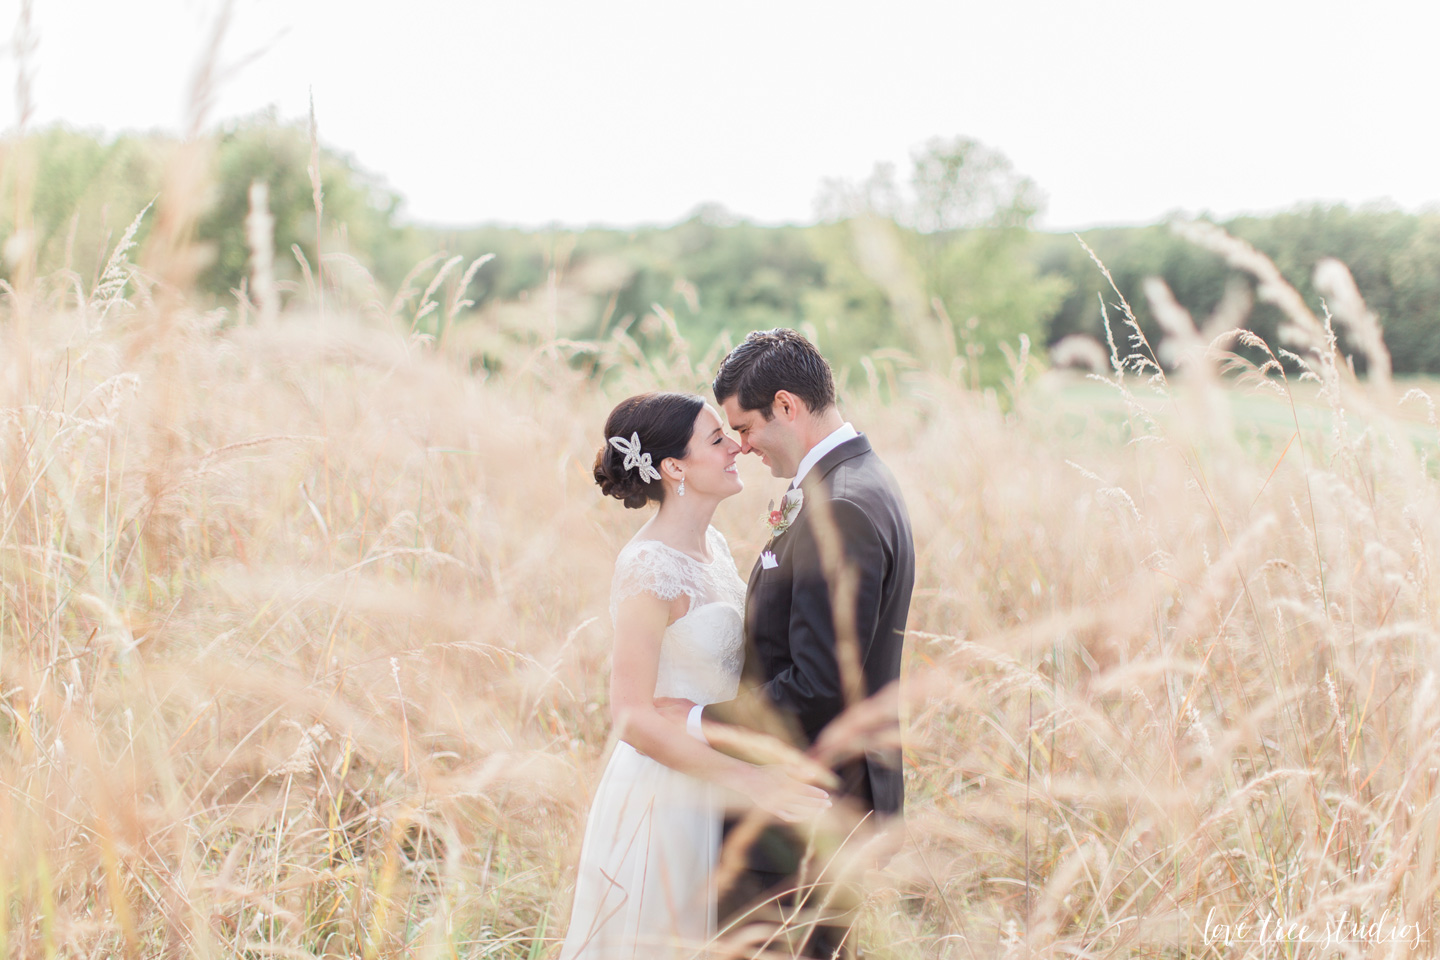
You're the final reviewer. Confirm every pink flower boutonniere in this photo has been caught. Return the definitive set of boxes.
[765,487,804,538]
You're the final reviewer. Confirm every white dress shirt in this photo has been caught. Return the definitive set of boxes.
[686,421,859,743]
[791,422,857,489]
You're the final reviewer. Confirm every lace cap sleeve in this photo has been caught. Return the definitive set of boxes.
[609,540,702,623]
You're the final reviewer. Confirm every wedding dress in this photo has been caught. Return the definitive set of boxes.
[560,525,748,959]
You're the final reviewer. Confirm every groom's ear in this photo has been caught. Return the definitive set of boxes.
[772,390,807,422]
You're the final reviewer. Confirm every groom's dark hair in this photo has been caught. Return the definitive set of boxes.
[712,328,835,421]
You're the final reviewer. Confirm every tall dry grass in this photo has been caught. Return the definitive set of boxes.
[5,199,1440,958]
[4,47,1440,960]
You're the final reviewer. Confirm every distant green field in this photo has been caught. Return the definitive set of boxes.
[1032,371,1440,453]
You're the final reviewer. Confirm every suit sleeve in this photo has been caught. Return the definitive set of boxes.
[760,497,887,741]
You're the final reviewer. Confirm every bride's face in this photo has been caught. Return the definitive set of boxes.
[671,405,742,500]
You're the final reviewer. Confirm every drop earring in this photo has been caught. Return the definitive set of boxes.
[678,477,686,497]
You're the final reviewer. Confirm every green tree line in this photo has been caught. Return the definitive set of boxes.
[1035,207,1440,376]
[0,111,431,301]
[5,118,1438,383]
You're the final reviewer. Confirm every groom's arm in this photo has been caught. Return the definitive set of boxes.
[687,498,888,746]
[691,496,888,746]
[760,496,889,741]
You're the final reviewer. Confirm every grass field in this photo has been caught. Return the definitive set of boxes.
[2,142,1439,960]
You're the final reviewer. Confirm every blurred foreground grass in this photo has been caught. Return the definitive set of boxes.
[2,140,1440,960]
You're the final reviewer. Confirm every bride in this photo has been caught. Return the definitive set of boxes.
[560,391,831,959]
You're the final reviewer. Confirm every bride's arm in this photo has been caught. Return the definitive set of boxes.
[609,593,829,822]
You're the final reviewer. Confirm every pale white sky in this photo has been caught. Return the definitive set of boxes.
[6,0,1438,230]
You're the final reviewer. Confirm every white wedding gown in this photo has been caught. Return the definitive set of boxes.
[560,525,748,959]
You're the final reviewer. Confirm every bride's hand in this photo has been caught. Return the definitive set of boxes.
[742,765,832,823]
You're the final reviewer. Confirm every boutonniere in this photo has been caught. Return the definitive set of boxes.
[765,487,804,538]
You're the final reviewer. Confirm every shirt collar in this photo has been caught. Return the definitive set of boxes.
[791,422,857,488]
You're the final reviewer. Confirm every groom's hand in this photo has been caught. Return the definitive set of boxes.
[654,697,696,726]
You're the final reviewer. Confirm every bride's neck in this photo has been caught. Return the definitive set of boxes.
[650,496,717,553]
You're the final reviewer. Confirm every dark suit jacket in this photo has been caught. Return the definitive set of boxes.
[706,434,914,845]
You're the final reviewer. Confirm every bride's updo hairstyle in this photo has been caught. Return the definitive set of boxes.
[594,392,705,509]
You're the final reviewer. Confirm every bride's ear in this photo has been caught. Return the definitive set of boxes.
[660,457,684,483]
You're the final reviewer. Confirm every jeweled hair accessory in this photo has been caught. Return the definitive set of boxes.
[608,431,662,483]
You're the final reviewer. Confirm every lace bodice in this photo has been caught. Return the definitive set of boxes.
[609,525,747,705]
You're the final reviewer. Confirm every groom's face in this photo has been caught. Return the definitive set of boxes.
[721,395,802,479]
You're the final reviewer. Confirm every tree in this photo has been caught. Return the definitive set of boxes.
[909,135,1041,233]
[0,117,429,306]
[0,126,167,286]
[198,111,426,301]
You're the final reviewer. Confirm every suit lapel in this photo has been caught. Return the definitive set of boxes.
[744,435,872,611]
[750,435,873,577]
[808,434,871,484]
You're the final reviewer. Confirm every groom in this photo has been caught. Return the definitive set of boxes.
[661,328,915,958]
